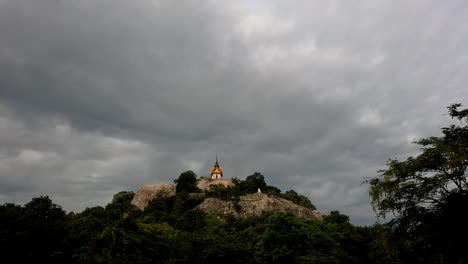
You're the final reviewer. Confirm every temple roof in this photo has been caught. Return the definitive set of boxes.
[210,155,223,174]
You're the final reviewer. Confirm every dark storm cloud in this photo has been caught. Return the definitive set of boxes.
[0,0,467,225]
[0,0,246,136]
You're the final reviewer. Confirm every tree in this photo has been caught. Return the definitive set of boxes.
[106,191,137,218]
[65,206,109,261]
[257,213,311,264]
[21,196,68,261]
[174,170,200,193]
[241,172,267,194]
[264,185,282,195]
[0,203,26,261]
[24,195,66,222]
[367,103,468,263]
[281,190,316,210]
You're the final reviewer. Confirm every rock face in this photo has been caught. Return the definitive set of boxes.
[132,183,322,221]
[131,184,176,210]
[196,178,234,191]
[198,193,323,220]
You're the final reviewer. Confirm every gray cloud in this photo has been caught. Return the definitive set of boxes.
[0,0,467,225]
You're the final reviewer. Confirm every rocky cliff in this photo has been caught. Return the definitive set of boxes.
[131,183,176,210]
[196,178,234,191]
[198,193,322,220]
[131,183,322,220]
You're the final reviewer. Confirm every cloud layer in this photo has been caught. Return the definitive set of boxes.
[1,0,467,225]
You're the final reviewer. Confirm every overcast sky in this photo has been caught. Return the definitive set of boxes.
[0,0,467,225]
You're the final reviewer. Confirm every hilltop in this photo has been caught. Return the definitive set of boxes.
[199,192,322,220]
[131,171,322,220]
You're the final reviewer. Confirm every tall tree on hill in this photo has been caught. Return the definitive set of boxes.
[174,170,200,193]
[367,103,468,263]
[242,172,267,193]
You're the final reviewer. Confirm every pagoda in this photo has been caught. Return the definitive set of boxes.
[210,155,223,179]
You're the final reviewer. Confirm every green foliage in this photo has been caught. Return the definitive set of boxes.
[264,185,281,195]
[368,104,468,220]
[257,213,311,263]
[243,172,267,193]
[226,173,268,196]
[0,196,69,262]
[175,170,201,193]
[143,195,176,223]
[0,203,27,261]
[0,192,377,264]
[204,173,269,200]
[24,195,66,222]
[88,217,170,263]
[0,166,394,263]
[204,184,241,201]
[228,173,317,210]
[367,103,468,263]
[175,209,206,232]
[65,206,109,261]
[279,190,316,210]
[172,191,205,216]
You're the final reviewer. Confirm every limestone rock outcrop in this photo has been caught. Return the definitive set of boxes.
[198,192,323,220]
[131,183,176,210]
[196,178,234,191]
[132,182,322,221]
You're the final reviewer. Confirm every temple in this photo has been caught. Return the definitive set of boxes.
[210,155,223,179]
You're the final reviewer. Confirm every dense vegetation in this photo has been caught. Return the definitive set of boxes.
[0,175,374,263]
[0,103,466,263]
[367,103,468,263]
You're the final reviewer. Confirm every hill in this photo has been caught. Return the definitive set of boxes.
[131,177,322,220]
[199,192,322,220]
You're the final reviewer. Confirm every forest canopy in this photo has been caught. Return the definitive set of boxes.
[367,103,468,263]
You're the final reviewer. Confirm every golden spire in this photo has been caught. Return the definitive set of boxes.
[210,155,223,179]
